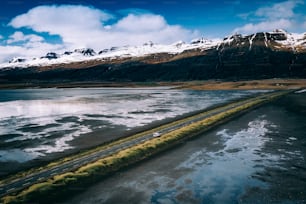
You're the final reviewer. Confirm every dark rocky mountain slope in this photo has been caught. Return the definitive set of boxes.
[1,30,305,83]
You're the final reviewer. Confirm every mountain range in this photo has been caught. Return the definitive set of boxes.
[1,29,306,83]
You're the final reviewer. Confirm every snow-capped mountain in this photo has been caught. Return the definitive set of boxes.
[0,38,220,69]
[219,29,306,51]
[0,30,306,82]
[1,29,305,70]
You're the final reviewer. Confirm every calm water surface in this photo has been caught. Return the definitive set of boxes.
[64,92,306,204]
[0,88,263,165]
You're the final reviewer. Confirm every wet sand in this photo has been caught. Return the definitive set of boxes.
[63,91,306,204]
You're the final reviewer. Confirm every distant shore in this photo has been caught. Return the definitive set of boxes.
[0,79,305,90]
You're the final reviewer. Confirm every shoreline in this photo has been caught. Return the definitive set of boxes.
[0,79,306,90]
[1,91,290,204]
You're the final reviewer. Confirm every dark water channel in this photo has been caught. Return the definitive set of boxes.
[64,91,306,204]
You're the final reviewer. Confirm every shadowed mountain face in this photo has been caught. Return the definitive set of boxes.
[1,31,306,83]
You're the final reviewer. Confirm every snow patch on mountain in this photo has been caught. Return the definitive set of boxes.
[264,32,268,48]
[278,33,306,46]
[249,33,257,51]
[269,29,306,49]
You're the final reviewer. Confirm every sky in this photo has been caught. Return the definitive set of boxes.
[0,0,306,62]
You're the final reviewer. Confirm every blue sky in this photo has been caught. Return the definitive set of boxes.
[0,0,305,62]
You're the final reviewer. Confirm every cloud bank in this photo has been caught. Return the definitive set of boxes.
[234,0,304,34]
[7,31,44,44]
[0,5,197,63]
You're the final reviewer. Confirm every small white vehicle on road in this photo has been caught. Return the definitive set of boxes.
[153,132,161,137]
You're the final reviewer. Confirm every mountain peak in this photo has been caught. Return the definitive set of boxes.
[271,29,288,34]
[9,57,26,64]
[143,41,154,46]
[74,48,96,56]
[191,37,211,44]
[41,52,59,60]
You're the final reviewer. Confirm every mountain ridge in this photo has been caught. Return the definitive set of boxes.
[1,29,306,82]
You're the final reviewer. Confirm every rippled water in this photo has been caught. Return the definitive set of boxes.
[171,118,278,203]
[65,92,306,204]
[0,88,264,164]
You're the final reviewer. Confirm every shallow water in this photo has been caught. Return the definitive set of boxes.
[64,92,306,204]
[0,88,263,165]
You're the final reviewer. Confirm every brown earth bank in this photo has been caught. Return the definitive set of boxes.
[0,79,305,90]
[177,79,306,90]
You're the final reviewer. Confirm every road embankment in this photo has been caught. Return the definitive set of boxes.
[1,90,291,204]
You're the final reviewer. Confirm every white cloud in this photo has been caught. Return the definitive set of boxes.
[234,19,293,34]
[7,31,44,44]
[108,14,196,46]
[10,5,112,33]
[234,0,304,34]
[0,31,64,63]
[8,5,197,54]
[255,1,302,19]
[9,5,113,49]
[115,14,167,32]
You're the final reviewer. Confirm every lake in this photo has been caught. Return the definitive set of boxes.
[64,91,306,204]
[0,87,264,176]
